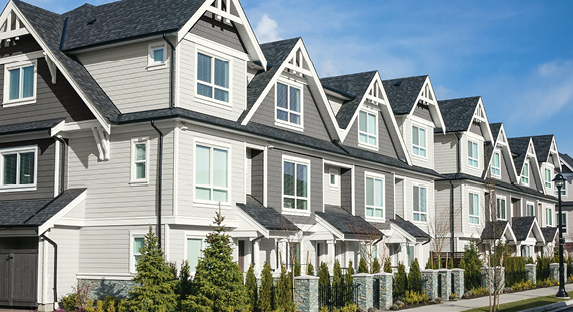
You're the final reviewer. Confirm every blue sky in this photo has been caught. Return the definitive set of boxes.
[6,0,573,154]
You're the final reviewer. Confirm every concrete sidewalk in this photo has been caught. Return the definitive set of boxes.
[402,284,573,312]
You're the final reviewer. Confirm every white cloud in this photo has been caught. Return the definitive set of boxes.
[254,14,281,44]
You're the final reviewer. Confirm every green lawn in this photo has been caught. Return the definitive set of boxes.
[462,295,568,312]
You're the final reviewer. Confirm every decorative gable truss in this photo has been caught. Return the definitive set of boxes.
[467,97,494,142]
[544,136,561,170]
[240,39,342,140]
[484,123,518,181]
[178,0,267,68]
[410,76,446,133]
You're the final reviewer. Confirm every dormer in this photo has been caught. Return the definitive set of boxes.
[531,135,561,195]
[485,123,518,183]
[508,137,544,191]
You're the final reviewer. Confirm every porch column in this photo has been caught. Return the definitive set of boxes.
[253,239,261,275]
[400,243,408,265]
[327,240,336,273]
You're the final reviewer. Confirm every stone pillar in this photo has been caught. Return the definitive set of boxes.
[437,269,451,300]
[451,269,464,298]
[526,264,536,284]
[481,267,491,290]
[374,273,393,310]
[421,270,438,300]
[550,263,559,282]
[327,240,336,274]
[253,239,261,275]
[353,273,374,311]
[295,275,319,312]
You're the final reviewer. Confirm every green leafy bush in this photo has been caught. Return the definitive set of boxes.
[408,259,421,293]
[458,258,465,270]
[275,262,295,312]
[447,258,454,269]
[307,263,315,276]
[318,262,330,308]
[258,261,274,312]
[357,258,368,273]
[469,286,488,297]
[511,280,534,291]
[463,243,483,291]
[344,261,354,306]
[383,257,392,273]
[401,290,430,305]
[394,263,407,297]
[332,259,343,307]
[61,293,78,312]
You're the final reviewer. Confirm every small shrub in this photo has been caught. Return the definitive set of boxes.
[340,304,358,312]
[85,299,95,312]
[95,300,104,312]
[307,263,315,276]
[408,259,421,293]
[61,293,78,312]
[394,263,407,297]
[258,261,274,312]
[345,261,355,306]
[371,257,380,274]
[447,258,454,269]
[358,258,368,273]
[458,258,465,270]
[469,286,488,297]
[383,257,392,273]
[401,290,430,305]
[116,300,126,312]
[246,264,258,311]
[320,307,330,312]
[450,292,457,300]
[511,280,534,291]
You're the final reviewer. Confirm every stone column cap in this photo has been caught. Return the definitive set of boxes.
[550,263,559,266]
[525,264,536,267]
[373,272,393,276]
[353,273,374,277]
[437,269,450,272]
[421,269,437,273]
[295,275,319,280]
[451,268,464,272]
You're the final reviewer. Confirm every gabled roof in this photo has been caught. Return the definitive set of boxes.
[541,227,558,244]
[236,196,299,231]
[507,137,532,173]
[382,75,428,115]
[481,220,511,240]
[511,216,536,241]
[484,123,518,182]
[438,96,481,132]
[531,135,555,163]
[391,215,430,239]
[560,153,573,172]
[315,205,381,236]
[490,123,502,141]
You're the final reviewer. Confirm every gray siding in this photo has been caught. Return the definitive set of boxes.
[0,34,41,56]
[251,149,264,203]
[47,227,80,303]
[486,151,512,183]
[340,168,352,213]
[0,138,55,201]
[250,85,332,141]
[412,104,433,123]
[394,178,404,218]
[434,133,458,174]
[354,165,394,220]
[469,122,483,136]
[189,13,246,53]
[343,111,398,159]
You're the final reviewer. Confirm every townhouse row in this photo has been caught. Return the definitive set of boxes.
[0,0,570,310]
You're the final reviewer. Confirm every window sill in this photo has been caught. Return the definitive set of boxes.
[3,98,36,107]
[491,174,501,179]
[274,120,304,132]
[328,186,339,191]
[358,142,379,152]
[192,200,233,209]
[365,216,385,222]
[0,185,37,193]
[282,209,310,217]
[146,63,168,71]
[411,153,428,160]
[129,181,149,187]
[194,95,233,111]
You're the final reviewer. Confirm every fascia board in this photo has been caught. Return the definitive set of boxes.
[314,214,344,240]
[389,222,416,242]
[38,189,87,234]
[236,208,270,237]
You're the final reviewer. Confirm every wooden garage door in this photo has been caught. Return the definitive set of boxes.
[0,249,38,307]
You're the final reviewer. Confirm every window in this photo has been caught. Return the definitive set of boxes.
[413,186,427,222]
[545,168,552,189]
[555,186,567,197]
[491,152,501,177]
[283,159,309,210]
[358,111,377,147]
[187,238,204,273]
[1,146,36,189]
[468,141,479,168]
[148,44,166,67]
[276,82,302,126]
[469,193,479,224]
[131,237,144,272]
[412,126,426,157]
[328,168,338,189]
[195,144,229,202]
[496,197,506,220]
[526,202,535,217]
[521,163,529,185]
[197,52,229,103]
[546,207,553,226]
[131,138,149,183]
[365,175,384,218]
[558,212,567,234]
[4,60,37,105]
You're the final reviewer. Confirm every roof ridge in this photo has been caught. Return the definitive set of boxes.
[321,70,378,81]
[381,74,428,81]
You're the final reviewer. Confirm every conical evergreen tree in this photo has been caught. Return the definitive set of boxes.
[394,263,407,297]
[371,257,381,274]
[425,256,433,269]
[408,259,421,292]
[258,262,273,312]
[383,257,392,273]
[245,264,258,311]
[276,262,295,312]
[458,258,465,270]
[307,263,315,276]
[332,260,343,306]
[177,260,193,309]
[318,262,330,307]
[126,227,177,312]
[358,258,369,273]
[344,261,354,306]
[447,258,454,269]
[183,210,248,312]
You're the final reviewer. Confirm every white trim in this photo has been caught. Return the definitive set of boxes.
[3,58,37,107]
[521,161,530,186]
[496,195,507,221]
[192,136,232,206]
[543,165,553,190]
[195,46,233,107]
[130,137,150,184]
[76,273,134,281]
[173,126,180,216]
[364,170,385,221]
[0,50,43,65]
[53,139,60,197]
[412,183,428,223]
[129,231,147,274]
[491,150,502,178]
[545,206,554,227]
[525,201,535,217]
[328,168,339,190]
[147,42,168,71]
[274,78,304,131]
[411,123,427,159]
[357,108,379,150]
[468,139,479,168]
[281,154,311,213]
[0,144,38,192]
[40,189,87,233]
[184,231,208,274]
[468,191,480,225]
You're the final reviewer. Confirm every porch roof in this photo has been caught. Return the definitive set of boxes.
[315,205,381,237]
[236,196,299,232]
[541,227,558,244]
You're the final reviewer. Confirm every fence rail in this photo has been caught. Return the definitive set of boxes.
[319,283,359,310]
[505,271,527,287]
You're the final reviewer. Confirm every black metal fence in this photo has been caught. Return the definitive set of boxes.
[505,270,527,287]
[465,270,482,290]
[538,269,551,281]
[319,281,359,310]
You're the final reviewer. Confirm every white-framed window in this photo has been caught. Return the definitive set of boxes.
[148,43,167,68]
[328,168,339,189]
[469,192,480,224]
[496,196,507,220]
[365,173,384,219]
[468,141,479,168]
[358,110,377,147]
[526,202,535,217]
[196,52,230,103]
[186,236,207,273]
[558,212,567,234]
[282,156,309,211]
[412,125,426,157]
[195,143,229,203]
[546,207,553,226]
[545,168,552,189]
[0,145,37,190]
[130,236,145,273]
[276,81,303,127]
[555,185,567,197]
[413,185,427,222]
[491,151,501,177]
[130,138,149,183]
[3,59,37,106]
[521,163,529,185]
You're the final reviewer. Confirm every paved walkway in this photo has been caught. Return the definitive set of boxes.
[404,284,573,312]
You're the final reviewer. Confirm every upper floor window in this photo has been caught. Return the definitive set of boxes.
[469,193,479,224]
[1,146,36,189]
[197,52,229,103]
[276,82,302,126]
[413,186,427,222]
[544,168,552,189]
[195,144,229,202]
[365,174,384,218]
[359,111,377,147]
[3,60,36,106]
[558,212,567,233]
[521,163,529,185]
[412,126,426,157]
[491,152,501,177]
[283,158,309,210]
[526,202,535,217]
[496,197,506,220]
[468,141,479,168]
[131,236,144,273]
[328,168,339,189]
[130,138,149,183]
[546,207,553,226]
[148,43,166,68]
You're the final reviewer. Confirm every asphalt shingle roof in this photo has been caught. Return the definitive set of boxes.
[561,153,573,170]
[316,205,381,236]
[0,188,86,226]
[0,118,63,135]
[490,123,502,142]
[391,215,430,239]
[320,71,377,129]
[507,137,531,173]
[382,75,427,115]
[511,217,536,242]
[541,227,558,243]
[236,196,299,231]
[531,135,554,163]
[481,220,509,240]
[437,97,480,132]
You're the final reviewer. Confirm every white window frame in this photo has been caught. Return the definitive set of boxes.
[193,138,231,205]
[328,168,339,190]
[468,140,479,168]
[147,42,167,70]
[0,145,38,192]
[357,109,378,150]
[469,192,480,225]
[491,151,501,178]
[3,59,37,107]
[558,211,567,234]
[274,79,304,131]
[496,195,507,221]
[525,201,535,217]
[521,162,530,186]
[546,206,553,227]
[130,138,149,184]
[195,48,232,107]
[544,167,553,190]
[555,184,567,197]
[411,125,427,158]
[281,154,311,214]
[129,231,147,274]
[413,184,428,222]
[184,232,208,274]
[364,171,385,220]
